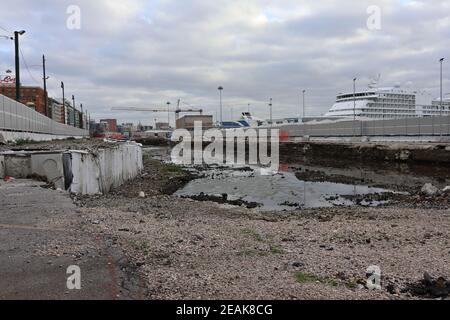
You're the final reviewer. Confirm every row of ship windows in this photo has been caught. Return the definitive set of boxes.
[328,108,450,114]
[382,94,415,99]
[426,105,450,109]
[338,94,415,99]
[365,114,417,118]
[338,98,415,104]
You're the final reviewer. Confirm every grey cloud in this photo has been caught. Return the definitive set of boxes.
[0,0,449,123]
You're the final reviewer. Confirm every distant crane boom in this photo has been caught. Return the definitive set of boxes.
[111,105,204,126]
[111,107,168,112]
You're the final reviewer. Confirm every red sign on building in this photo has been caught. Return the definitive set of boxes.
[0,75,16,85]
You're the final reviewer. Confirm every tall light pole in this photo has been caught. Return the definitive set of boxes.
[42,54,49,118]
[61,81,65,124]
[440,58,444,137]
[166,101,171,128]
[269,98,273,124]
[248,103,250,113]
[218,86,223,125]
[80,103,83,129]
[14,30,26,101]
[302,89,306,120]
[440,58,444,117]
[353,77,357,137]
[72,95,76,127]
[353,78,357,121]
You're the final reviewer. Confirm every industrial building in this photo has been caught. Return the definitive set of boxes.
[176,115,213,130]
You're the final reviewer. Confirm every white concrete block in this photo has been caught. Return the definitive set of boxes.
[0,155,5,178]
[4,155,31,178]
[31,153,65,190]
[68,143,142,194]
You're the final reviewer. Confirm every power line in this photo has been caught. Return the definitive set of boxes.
[0,25,11,34]
[19,47,40,84]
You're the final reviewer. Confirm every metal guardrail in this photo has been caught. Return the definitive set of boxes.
[280,116,450,137]
[0,94,88,136]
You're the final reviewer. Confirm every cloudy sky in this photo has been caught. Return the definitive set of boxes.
[0,0,449,125]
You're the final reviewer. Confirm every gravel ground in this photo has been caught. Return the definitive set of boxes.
[39,151,450,300]
[44,195,450,300]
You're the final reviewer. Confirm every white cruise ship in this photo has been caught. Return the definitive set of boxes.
[325,85,450,120]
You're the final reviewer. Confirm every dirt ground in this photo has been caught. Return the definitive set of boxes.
[38,150,450,300]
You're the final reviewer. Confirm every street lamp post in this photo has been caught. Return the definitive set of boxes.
[72,95,76,127]
[440,58,444,137]
[80,103,83,129]
[353,78,357,121]
[353,78,357,137]
[14,30,25,101]
[302,89,306,120]
[440,58,444,117]
[218,86,223,125]
[269,98,273,125]
[166,101,171,128]
[61,82,65,124]
[42,54,50,118]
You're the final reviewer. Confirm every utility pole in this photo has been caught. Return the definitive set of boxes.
[269,98,273,124]
[42,54,49,118]
[61,81,65,124]
[14,30,25,101]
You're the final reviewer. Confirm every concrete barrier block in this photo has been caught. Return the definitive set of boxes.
[4,155,31,178]
[31,153,65,190]
[0,155,5,178]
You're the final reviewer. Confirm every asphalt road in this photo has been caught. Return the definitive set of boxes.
[0,179,141,299]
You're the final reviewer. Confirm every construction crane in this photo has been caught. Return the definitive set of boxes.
[111,99,203,127]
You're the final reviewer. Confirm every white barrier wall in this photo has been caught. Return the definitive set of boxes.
[0,94,88,137]
[1,143,143,194]
[69,143,143,194]
[278,116,450,138]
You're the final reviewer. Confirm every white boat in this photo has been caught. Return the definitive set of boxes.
[221,112,264,128]
[325,81,450,119]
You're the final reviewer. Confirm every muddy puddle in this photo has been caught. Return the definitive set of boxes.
[174,168,397,211]
[144,146,417,211]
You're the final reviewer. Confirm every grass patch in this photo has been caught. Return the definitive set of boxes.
[160,162,184,174]
[294,272,339,287]
[269,244,285,254]
[241,228,283,255]
[345,280,358,289]
[14,138,38,145]
[237,248,268,257]
[241,228,265,242]
[130,240,150,256]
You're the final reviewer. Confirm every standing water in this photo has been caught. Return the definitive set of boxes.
[144,147,401,211]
